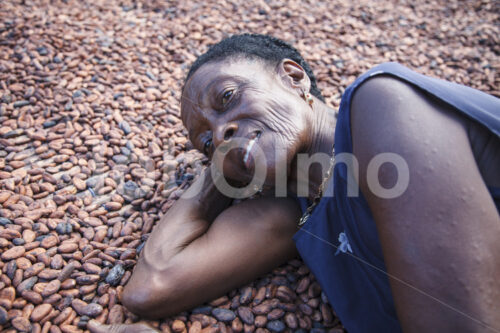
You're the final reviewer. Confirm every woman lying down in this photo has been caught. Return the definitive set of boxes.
[88,34,500,333]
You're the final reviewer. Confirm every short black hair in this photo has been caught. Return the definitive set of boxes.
[185,33,324,101]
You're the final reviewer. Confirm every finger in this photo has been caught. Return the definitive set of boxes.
[87,320,110,333]
[122,323,162,333]
[88,320,160,333]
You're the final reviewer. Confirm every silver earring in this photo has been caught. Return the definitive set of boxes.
[303,89,314,106]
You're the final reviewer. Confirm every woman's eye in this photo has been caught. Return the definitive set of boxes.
[203,139,212,155]
[221,90,233,105]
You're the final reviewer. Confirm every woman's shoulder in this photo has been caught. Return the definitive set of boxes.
[339,63,409,109]
[346,62,411,92]
[334,63,412,155]
[343,62,500,136]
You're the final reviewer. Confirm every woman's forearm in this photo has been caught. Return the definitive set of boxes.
[141,168,232,268]
[121,196,301,319]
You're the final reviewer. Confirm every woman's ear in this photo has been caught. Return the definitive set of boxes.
[277,59,311,93]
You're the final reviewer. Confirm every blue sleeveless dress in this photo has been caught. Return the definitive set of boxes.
[292,62,500,333]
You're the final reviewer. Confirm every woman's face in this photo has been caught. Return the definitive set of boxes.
[181,57,312,187]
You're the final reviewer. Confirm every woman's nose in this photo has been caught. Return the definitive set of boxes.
[214,123,238,146]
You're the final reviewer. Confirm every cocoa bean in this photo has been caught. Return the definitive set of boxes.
[104,202,122,211]
[211,308,235,322]
[298,303,313,316]
[321,303,334,324]
[21,290,43,304]
[267,308,284,320]
[75,274,100,285]
[58,243,78,253]
[284,312,298,329]
[38,269,61,280]
[42,279,61,297]
[55,222,73,235]
[58,263,75,281]
[71,299,102,317]
[1,245,25,260]
[24,262,45,278]
[105,264,124,286]
[239,287,253,305]
[31,303,53,321]
[296,277,310,294]
[60,325,80,333]
[172,319,186,333]
[0,286,15,305]
[51,254,64,270]
[107,304,124,324]
[17,276,38,293]
[231,318,243,333]
[252,303,272,316]
[254,315,267,328]
[252,287,266,306]
[60,279,76,290]
[41,235,58,249]
[53,307,73,325]
[266,320,286,332]
[12,316,32,332]
[0,229,21,241]
[45,293,63,305]
[276,286,295,303]
[190,321,203,333]
[237,307,254,325]
[82,262,101,275]
[0,306,7,325]
[22,230,36,243]
[6,261,17,279]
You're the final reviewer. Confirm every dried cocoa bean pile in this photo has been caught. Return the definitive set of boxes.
[0,0,498,332]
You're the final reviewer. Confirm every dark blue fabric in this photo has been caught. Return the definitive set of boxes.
[488,186,500,213]
[292,62,500,333]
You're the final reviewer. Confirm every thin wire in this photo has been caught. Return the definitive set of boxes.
[180,93,203,112]
[296,226,500,332]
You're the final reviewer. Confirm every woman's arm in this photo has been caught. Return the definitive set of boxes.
[137,167,233,270]
[120,168,302,318]
[351,76,500,332]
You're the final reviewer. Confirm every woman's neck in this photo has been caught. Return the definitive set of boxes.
[308,100,337,156]
[288,98,337,200]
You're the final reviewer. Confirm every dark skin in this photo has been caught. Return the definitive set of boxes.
[351,76,500,331]
[89,59,500,333]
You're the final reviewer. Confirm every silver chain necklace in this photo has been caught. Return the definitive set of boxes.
[298,144,335,226]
